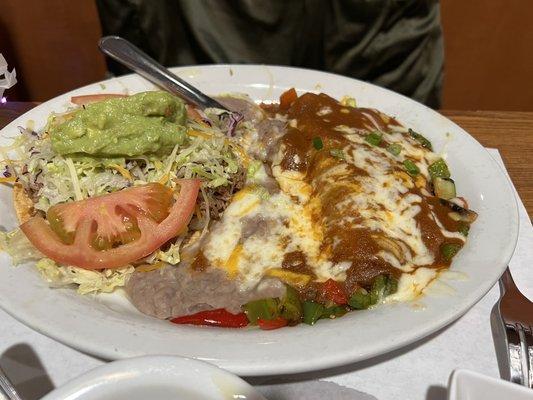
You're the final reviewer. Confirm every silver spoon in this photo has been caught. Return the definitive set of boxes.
[98,36,229,111]
[0,365,23,400]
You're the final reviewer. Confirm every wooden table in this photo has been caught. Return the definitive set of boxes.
[1,103,532,218]
[440,110,533,219]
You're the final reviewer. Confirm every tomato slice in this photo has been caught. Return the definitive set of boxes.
[170,309,249,328]
[70,94,128,106]
[321,279,348,305]
[20,180,200,269]
[257,317,288,330]
[46,183,174,249]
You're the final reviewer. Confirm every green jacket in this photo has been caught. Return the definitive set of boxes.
[96,0,443,107]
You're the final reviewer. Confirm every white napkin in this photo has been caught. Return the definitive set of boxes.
[0,54,17,99]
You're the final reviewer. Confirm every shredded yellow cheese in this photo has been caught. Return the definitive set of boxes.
[235,199,260,217]
[136,262,164,273]
[415,175,426,189]
[158,173,170,185]
[264,268,311,289]
[224,244,243,278]
[0,176,16,184]
[187,129,212,139]
[109,164,132,181]
[232,186,255,202]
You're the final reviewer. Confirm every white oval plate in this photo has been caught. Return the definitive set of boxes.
[0,65,519,376]
[41,355,265,400]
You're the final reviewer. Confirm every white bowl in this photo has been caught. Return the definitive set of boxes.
[41,356,265,400]
[448,369,533,400]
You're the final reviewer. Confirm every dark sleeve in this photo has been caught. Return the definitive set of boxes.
[96,0,323,70]
[324,0,444,108]
[95,0,443,108]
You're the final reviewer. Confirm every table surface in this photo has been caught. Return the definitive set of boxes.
[1,103,532,218]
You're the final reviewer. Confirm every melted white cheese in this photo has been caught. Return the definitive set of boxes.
[202,187,346,290]
[387,267,438,302]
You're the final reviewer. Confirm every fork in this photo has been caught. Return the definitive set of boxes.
[0,365,23,400]
[98,36,229,111]
[497,267,533,388]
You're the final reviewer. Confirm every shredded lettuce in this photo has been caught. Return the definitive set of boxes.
[36,258,134,295]
[154,242,182,265]
[3,124,242,213]
[0,100,248,295]
[0,228,42,265]
[0,229,134,294]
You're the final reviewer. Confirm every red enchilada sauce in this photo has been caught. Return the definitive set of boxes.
[262,92,467,295]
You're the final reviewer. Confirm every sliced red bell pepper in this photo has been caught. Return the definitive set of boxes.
[279,88,298,110]
[321,279,348,305]
[170,308,249,328]
[257,317,288,330]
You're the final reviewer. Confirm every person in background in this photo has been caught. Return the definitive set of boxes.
[96,0,443,108]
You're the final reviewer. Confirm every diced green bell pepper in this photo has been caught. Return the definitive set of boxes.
[365,131,382,146]
[243,298,279,324]
[387,143,402,156]
[408,128,433,150]
[303,301,324,325]
[280,286,303,322]
[403,159,420,176]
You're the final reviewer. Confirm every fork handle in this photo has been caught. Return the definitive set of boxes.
[0,366,23,400]
[500,267,517,294]
[98,36,228,111]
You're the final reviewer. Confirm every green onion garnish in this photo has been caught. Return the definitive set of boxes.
[387,143,402,156]
[365,132,382,146]
[403,159,420,176]
[408,128,433,151]
[312,136,323,150]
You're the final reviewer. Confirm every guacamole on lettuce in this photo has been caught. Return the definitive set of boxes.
[50,91,187,157]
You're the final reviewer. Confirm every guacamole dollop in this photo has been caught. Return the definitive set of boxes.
[50,91,187,157]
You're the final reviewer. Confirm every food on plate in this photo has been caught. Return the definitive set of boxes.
[0,88,477,329]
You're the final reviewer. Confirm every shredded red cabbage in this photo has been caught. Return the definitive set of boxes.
[224,112,243,137]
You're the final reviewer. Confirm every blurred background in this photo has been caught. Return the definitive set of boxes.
[0,0,532,110]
